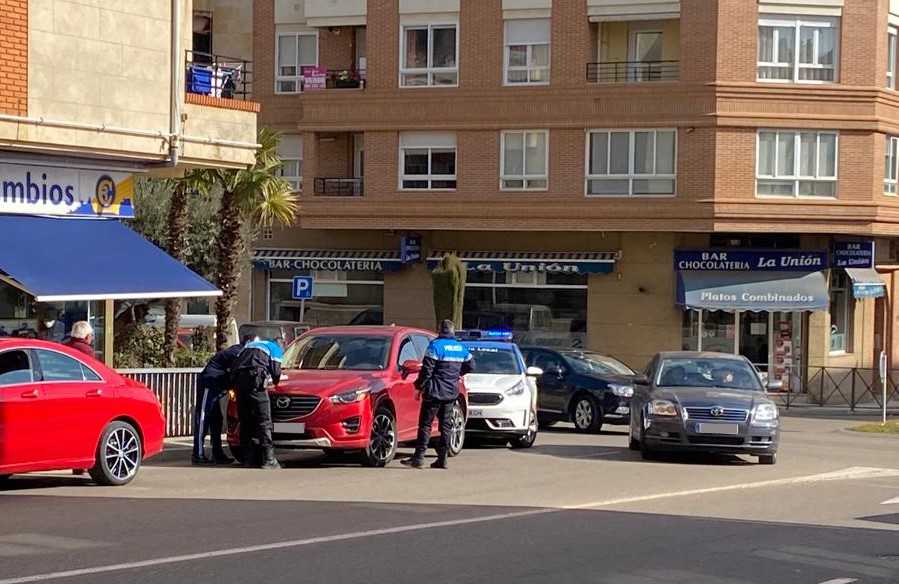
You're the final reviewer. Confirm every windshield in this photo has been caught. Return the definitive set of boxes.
[657,358,762,391]
[283,335,391,371]
[564,353,635,377]
[466,345,522,375]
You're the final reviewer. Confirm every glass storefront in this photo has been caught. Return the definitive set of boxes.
[462,271,588,348]
[268,269,384,326]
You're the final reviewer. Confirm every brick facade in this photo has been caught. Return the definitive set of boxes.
[0,0,27,116]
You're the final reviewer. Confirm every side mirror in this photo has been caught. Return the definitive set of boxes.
[767,380,784,392]
[633,374,650,386]
[402,360,422,376]
[545,366,564,379]
[525,366,543,377]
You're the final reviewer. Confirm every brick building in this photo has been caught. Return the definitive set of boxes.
[239,0,899,397]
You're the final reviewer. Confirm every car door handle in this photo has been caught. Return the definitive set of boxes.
[20,389,39,398]
[85,389,103,398]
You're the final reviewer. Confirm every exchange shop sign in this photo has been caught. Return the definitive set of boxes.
[674,250,828,272]
[832,241,875,269]
[0,163,134,218]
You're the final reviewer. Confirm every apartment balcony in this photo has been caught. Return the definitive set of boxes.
[314,177,364,197]
[587,60,680,83]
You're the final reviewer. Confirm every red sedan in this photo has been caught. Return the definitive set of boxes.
[227,326,468,467]
[0,339,165,485]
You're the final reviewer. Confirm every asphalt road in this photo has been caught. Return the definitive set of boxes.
[1,415,898,584]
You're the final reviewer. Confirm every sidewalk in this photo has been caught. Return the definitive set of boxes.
[773,393,899,420]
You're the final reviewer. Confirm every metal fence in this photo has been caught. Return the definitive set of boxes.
[587,60,680,83]
[118,368,202,437]
[769,366,899,412]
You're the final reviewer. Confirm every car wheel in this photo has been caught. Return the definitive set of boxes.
[509,412,538,449]
[446,401,466,458]
[361,407,397,467]
[572,395,603,433]
[89,421,142,486]
[758,453,777,465]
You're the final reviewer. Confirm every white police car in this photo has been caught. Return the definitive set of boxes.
[459,331,542,449]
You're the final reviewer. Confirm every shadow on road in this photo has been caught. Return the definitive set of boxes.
[514,443,755,466]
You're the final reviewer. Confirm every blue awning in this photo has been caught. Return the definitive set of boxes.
[0,215,220,302]
[845,268,886,299]
[677,270,829,312]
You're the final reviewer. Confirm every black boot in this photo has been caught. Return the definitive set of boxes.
[401,457,425,469]
[260,447,280,470]
[212,450,234,465]
[430,457,448,469]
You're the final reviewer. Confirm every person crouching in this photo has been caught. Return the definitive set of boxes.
[231,339,283,470]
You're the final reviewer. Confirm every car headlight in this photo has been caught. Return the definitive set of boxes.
[329,387,371,405]
[753,402,779,422]
[504,381,526,397]
[609,383,634,398]
[649,399,679,417]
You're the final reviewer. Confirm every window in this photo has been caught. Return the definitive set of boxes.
[586,129,676,196]
[277,135,303,192]
[0,350,32,386]
[501,130,548,190]
[756,130,838,197]
[276,32,318,93]
[397,337,420,366]
[400,24,458,87]
[889,28,897,89]
[35,350,88,382]
[192,11,213,63]
[885,135,898,195]
[758,16,838,83]
[400,132,457,190]
[268,269,384,326]
[829,270,853,353]
[504,19,550,85]
[411,335,431,357]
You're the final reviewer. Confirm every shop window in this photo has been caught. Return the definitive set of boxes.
[277,135,303,193]
[885,135,898,195]
[504,19,550,85]
[756,130,838,198]
[586,129,676,197]
[888,27,897,89]
[0,280,34,338]
[758,16,838,83]
[192,11,213,63]
[400,23,458,87]
[501,130,548,191]
[829,270,853,353]
[276,32,318,93]
[268,270,383,327]
[400,132,457,190]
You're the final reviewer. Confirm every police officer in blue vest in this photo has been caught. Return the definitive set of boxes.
[231,339,284,470]
[402,320,473,469]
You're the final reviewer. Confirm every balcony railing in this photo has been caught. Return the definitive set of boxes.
[314,177,364,197]
[185,50,253,100]
[325,68,366,90]
[587,61,679,84]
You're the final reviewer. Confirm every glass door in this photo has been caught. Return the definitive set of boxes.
[700,311,736,354]
[630,30,663,81]
[739,311,770,376]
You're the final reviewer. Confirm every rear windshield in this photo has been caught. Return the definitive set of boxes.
[466,345,521,375]
[284,335,391,371]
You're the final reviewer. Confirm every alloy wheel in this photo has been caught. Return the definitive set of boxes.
[575,399,594,429]
[104,427,140,482]
[448,404,465,453]
[368,413,396,463]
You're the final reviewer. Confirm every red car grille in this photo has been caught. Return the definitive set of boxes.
[272,395,321,421]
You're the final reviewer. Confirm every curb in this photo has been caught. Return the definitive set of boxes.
[837,427,899,439]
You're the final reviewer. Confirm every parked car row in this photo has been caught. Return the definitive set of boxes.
[0,326,782,486]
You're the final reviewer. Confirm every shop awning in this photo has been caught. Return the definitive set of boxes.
[253,249,405,272]
[845,268,886,299]
[676,270,829,312]
[0,215,220,302]
[427,250,619,274]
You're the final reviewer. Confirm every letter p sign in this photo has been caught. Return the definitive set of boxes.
[292,276,314,300]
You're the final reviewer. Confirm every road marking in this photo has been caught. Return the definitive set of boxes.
[882,496,899,505]
[2,466,898,584]
[818,579,858,584]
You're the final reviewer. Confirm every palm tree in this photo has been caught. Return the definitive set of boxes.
[163,169,217,366]
[214,128,298,349]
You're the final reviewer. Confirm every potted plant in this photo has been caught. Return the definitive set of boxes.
[334,69,360,89]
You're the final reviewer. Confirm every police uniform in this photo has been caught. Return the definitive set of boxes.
[405,331,473,469]
[231,340,283,469]
[192,344,242,464]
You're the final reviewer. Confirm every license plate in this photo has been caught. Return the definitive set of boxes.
[695,423,739,435]
[273,422,306,434]
[468,409,484,418]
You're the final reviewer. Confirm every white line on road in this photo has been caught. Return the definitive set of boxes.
[882,496,899,505]
[2,466,897,584]
[818,579,858,584]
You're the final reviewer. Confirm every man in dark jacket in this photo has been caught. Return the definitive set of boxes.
[402,320,473,469]
[192,343,244,465]
[231,339,283,469]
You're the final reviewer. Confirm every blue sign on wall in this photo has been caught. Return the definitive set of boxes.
[832,241,875,269]
[401,233,422,264]
[292,276,314,300]
[674,250,828,272]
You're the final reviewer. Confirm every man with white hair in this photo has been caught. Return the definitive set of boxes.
[64,321,94,357]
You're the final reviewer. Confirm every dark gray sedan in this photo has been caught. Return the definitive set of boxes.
[629,352,780,464]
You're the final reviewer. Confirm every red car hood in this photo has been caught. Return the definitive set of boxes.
[273,369,389,397]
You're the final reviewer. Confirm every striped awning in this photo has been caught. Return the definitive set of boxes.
[253,249,404,272]
[427,250,619,274]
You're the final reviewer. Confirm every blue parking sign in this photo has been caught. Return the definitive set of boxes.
[292,276,314,300]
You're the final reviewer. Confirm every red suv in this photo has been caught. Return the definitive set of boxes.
[226,326,468,467]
